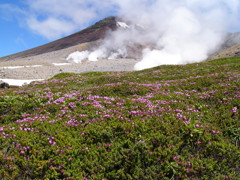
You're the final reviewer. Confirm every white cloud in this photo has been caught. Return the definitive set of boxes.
[0,0,117,40]
[0,3,28,27]
[23,0,117,39]
[27,17,76,39]
[2,0,239,40]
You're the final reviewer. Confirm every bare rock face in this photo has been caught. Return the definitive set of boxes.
[0,80,10,88]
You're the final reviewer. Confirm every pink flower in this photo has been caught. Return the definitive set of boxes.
[20,151,25,154]
[173,156,179,160]
[211,130,221,134]
[232,107,237,113]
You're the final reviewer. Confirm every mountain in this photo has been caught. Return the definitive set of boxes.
[0,16,117,61]
[209,32,240,60]
[0,16,239,81]
[1,16,239,63]
[0,16,140,81]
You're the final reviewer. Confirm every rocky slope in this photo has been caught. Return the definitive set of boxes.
[209,44,240,60]
[209,32,240,60]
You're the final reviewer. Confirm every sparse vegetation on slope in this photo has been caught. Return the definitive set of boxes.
[0,57,239,179]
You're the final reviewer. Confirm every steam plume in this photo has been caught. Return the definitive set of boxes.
[68,0,240,70]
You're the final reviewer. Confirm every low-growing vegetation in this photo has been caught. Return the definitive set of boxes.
[0,57,239,179]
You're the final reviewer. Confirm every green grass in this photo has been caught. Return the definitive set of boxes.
[0,57,239,179]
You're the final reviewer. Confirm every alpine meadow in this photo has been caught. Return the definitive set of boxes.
[0,57,239,179]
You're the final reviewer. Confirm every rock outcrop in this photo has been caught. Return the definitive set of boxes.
[0,80,10,88]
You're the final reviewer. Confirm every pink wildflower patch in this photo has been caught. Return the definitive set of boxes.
[232,107,237,113]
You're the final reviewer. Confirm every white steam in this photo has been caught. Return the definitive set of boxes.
[66,51,89,63]
[93,0,239,70]
[66,0,240,70]
[67,48,128,63]
[66,28,131,63]
[133,6,225,70]
[88,49,106,61]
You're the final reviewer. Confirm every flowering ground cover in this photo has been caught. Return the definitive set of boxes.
[0,57,239,179]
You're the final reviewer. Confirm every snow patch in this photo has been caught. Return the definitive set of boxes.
[0,79,44,86]
[1,66,25,69]
[0,65,43,69]
[52,63,71,66]
[28,65,43,68]
[117,21,130,29]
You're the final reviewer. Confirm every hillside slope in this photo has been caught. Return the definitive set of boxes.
[209,32,240,60]
[0,17,117,61]
[209,44,240,60]
[0,57,239,179]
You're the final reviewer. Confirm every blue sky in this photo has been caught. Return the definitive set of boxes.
[0,0,116,57]
[0,1,43,57]
[0,0,239,58]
